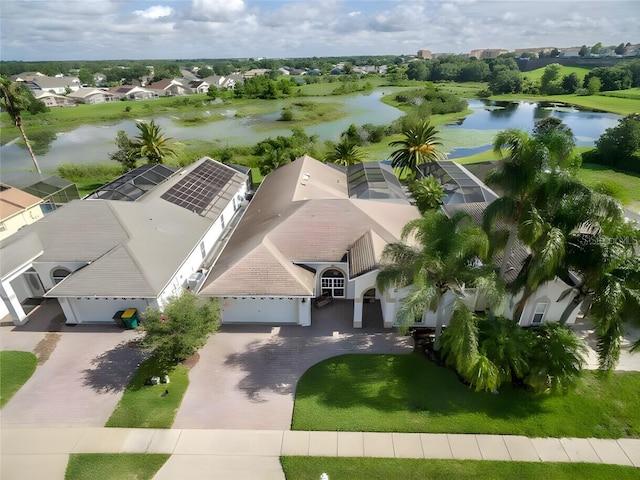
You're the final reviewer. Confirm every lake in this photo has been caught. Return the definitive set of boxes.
[0,92,621,173]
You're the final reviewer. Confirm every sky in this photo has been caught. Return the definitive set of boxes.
[0,0,638,61]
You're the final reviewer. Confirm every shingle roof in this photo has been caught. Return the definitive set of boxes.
[0,184,42,220]
[200,156,421,296]
[1,157,246,298]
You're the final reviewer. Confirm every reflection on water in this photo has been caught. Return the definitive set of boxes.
[1,95,621,173]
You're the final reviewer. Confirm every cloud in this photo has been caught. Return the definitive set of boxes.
[189,0,246,22]
[134,5,174,20]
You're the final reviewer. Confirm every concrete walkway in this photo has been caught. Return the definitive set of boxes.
[1,428,638,479]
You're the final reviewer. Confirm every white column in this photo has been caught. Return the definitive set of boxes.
[353,299,363,328]
[0,280,28,326]
[298,298,311,326]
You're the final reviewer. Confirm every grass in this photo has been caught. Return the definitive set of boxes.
[522,65,593,82]
[105,356,189,428]
[280,457,640,480]
[292,354,640,438]
[599,87,640,100]
[0,351,38,408]
[65,454,169,480]
[576,162,640,213]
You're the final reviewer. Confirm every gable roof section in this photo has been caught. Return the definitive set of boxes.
[0,231,43,278]
[200,156,421,296]
[46,245,155,297]
[349,230,388,278]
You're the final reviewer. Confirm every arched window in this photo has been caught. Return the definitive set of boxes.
[321,269,345,298]
[52,268,71,285]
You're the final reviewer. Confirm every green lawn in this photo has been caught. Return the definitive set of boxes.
[576,163,640,213]
[105,357,189,428]
[281,457,640,480]
[65,454,169,480]
[599,87,640,100]
[0,351,38,408]
[522,65,593,83]
[292,354,640,438]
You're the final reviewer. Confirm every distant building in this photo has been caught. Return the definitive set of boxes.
[417,49,432,59]
[0,184,45,241]
[469,49,509,59]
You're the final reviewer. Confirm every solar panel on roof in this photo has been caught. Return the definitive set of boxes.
[161,160,236,215]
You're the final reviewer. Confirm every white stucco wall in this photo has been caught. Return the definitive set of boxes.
[220,297,301,324]
[33,262,88,291]
[517,278,578,326]
[0,205,44,241]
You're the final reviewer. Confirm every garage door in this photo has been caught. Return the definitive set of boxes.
[221,297,298,324]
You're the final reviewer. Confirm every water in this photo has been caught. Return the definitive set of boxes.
[0,94,621,173]
[443,99,621,159]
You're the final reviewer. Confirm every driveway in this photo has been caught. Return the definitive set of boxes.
[173,301,413,430]
[0,301,143,428]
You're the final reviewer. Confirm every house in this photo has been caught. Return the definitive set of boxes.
[9,72,45,82]
[108,85,158,101]
[0,172,80,212]
[417,49,432,59]
[0,158,249,326]
[198,156,422,328]
[189,80,210,94]
[67,88,119,105]
[25,76,81,94]
[33,91,76,108]
[0,184,45,241]
[202,75,238,90]
[147,78,191,97]
[243,69,271,78]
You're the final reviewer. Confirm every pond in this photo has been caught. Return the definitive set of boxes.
[0,93,621,173]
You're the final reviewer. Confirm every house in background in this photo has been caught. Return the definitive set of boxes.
[25,76,81,94]
[0,184,45,241]
[68,88,119,105]
[0,158,248,326]
[108,85,158,101]
[199,156,422,328]
[33,91,76,108]
[148,78,192,96]
[0,172,80,213]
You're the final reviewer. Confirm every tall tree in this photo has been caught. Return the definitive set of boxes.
[0,77,43,173]
[376,210,494,349]
[324,139,367,166]
[109,130,141,171]
[388,120,444,178]
[133,120,177,164]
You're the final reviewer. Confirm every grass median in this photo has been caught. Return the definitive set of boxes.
[292,354,640,438]
[65,454,170,480]
[281,457,640,480]
[0,351,38,408]
[105,356,188,428]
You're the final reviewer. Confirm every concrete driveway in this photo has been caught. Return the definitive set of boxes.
[0,301,143,428]
[173,301,413,430]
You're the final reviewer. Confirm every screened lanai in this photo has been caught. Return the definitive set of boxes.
[419,160,498,204]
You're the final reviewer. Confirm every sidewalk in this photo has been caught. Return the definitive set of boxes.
[1,428,638,479]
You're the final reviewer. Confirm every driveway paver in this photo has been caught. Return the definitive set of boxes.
[173,302,413,430]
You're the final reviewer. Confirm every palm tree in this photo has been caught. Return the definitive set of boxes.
[259,144,290,176]
[134,120,177,164]
[376,210,494,349]
[388,120,444,178]
[0,78,42,173]
[324,139,368,166]
[408,176,445,213]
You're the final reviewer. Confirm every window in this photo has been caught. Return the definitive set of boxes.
[320,269,345,298]
[532,302,548,325]
[52,268,71,284]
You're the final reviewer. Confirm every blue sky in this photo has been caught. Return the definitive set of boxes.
[0,0,637,61]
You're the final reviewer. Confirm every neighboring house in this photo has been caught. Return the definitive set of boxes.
[199,156,422,328]
[93,73,107,86]
[0,184,44,241]
[202,75,238,90]
[108,85,158,101]
[147,78,191,96]
[243,68,271,78]
[25,76,81,94]
[67,88,119,105]
[417,49,432,59]
[189,80,210,94]
[9,72,45,82]
[0,172,80,212]
[33,91,76,108]
[277,68,290,76]
[0,158,248,326]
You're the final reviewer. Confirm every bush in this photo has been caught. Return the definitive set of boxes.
[476,89,492,99]
[279,108,294,121]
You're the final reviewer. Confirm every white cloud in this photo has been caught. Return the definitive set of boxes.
[134,5,174,20]
[190,0,246,22]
